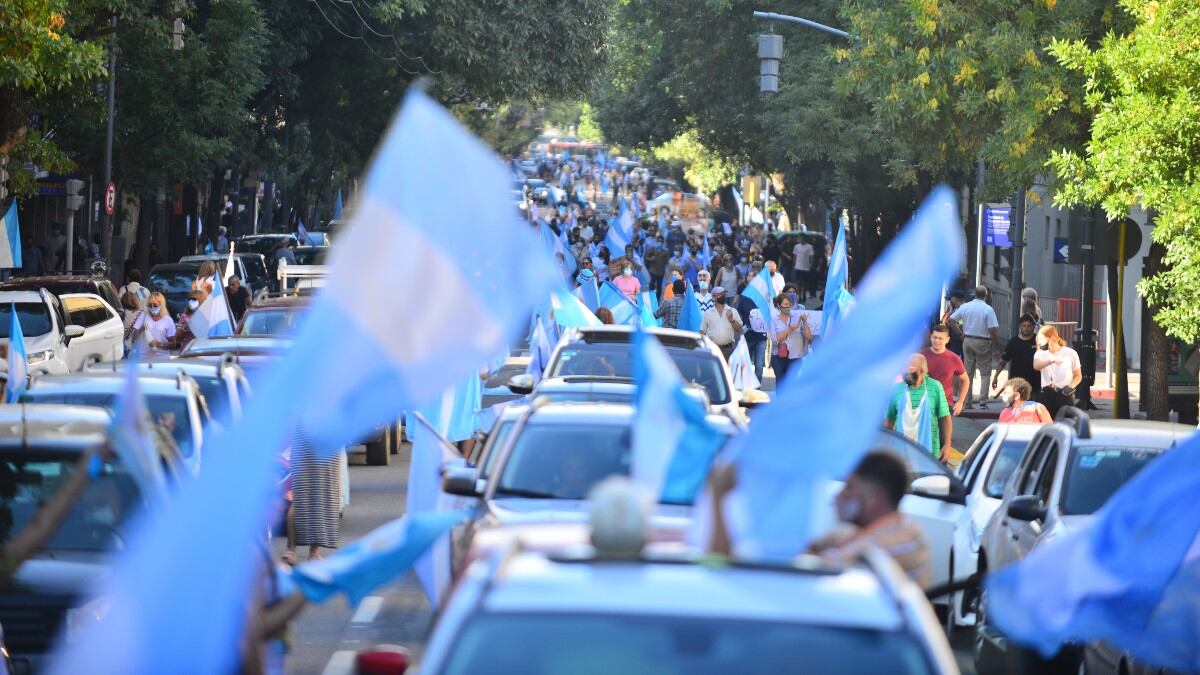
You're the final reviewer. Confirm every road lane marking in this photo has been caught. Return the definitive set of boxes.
[351,596,384,624]
[322,650,356,675]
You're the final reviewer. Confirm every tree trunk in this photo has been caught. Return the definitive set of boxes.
[205,167,224,250]
[135,194,153,277]
[1142,240,1171,421]
[1106,263,1130,418]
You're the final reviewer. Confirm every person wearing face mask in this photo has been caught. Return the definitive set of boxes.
[700,287,743,361]
[131,292,177,357]
[997,377,1052,424]
[885,353,953,460]
[694,270,714,312]
[706,451,930,587]
[992,313,1039,395]
[172,289,206,352]
[715,255,739,303]
[1033,324,1082,419]
[770,293,813,382]
[613,260,641,299]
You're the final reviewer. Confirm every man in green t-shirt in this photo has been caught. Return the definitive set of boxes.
[885,353,953,461]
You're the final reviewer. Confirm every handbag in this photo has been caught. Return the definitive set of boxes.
[777,340,789,359]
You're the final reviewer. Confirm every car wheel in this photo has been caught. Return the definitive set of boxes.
[366,428,391,466]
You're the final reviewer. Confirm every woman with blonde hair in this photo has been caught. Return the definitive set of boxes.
[130,292,177,357]
[1032,324,1082,419]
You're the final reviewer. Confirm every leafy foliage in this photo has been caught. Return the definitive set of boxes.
[1048,0,1200,341]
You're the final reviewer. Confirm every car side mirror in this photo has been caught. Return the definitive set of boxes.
[507,373,535,396]
[910,474,951,498]
[1007,495,1047,522]
[64,324,85,342]
[442,467,481,497]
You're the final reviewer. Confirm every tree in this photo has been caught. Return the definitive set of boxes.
[1047,0,1200,419]
[0,0,106,195]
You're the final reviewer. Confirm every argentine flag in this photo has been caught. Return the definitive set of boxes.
[741,268,777,323]
[5,304,27,403]
[0,201,22,270]
[599,280,640,325]
[187,275,234,338]
[48,88,558,675]
[109,350,170,501]
[551,288,602,329]
[822,215,854,337]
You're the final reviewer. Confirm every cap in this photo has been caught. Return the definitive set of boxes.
[712,286,726,296]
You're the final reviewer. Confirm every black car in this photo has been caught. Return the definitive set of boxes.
[148,262,206,318]
[0,275,123,319]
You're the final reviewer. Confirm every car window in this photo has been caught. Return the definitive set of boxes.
[441,613,934,675]
[0,454,143,552]
[1061,446,1165,516]
[1033,445,1058,504]
[193,375,232,423]
[478,421,514,476]
[547,343,730,404]
[240,255,267,282]
[496,423,632,501]
[958,428,993,489]
[24,391,196,460]
[983,440,1030,498]
[1017,436,1054,495]
[150,269,198,295]
[0,302,53,337]
[239,308,299,336]
[63,295,113,328]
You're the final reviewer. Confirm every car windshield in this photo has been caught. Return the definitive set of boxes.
[496,423,631,501]
[240,256,267,283]
[149,269,197,295]
[22,392,196,460]
[1061,446,1165,515]
[547,343,730,404]
[0,302,53,338]
[984,440,1030,498]
[440,613,933,675]
[0,453,143,552]
[239,309,300,336]
[479,421,515,478]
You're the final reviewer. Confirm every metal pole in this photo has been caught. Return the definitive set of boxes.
[1076,207,1098,410]
[1009,188,1026,336]
[751,11,850,39]
[99,15,117,274]
[65,209,75,272]
[975,203,984,287]
[1114,219,1128,418]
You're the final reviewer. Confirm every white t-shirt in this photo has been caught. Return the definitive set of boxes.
[134,313,177,356]
[792,242,814,271]
[1034,346,1081,388]
[701,306,740,346]
[950,299,999,338]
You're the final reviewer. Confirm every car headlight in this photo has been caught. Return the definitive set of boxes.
[26,350,55,366]
[66,596,112,643]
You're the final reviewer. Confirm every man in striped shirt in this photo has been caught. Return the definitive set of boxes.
[807,452,931,587]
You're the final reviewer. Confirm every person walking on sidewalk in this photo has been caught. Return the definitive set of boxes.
[950,285,1000,409]
[992,313,1039,394]
[1033,324,1082,419]
[920,324,969,416]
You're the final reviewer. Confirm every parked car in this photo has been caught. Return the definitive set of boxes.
[292,246,328,266]
[236,296,309,337]
[234,252,271,298]
[148,262,208,318]
[90,356,252,423]
[975,408,1192,673]
[441,401,740,577]
[946,423,1041,628]
[236,234,297,258]
[0,275,123,320]
[22,371,214,475]
[531,325,765,422]
[0,289,117,375]
[179,253,250,288]
[0,404,176,670]
[417,542,958,674]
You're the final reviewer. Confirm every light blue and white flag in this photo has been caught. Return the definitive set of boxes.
[698,234,712,270]
[187,275,233,338]
[109,349,169,503]
[631,327,726,504]
[5,304,27,403]
[49,88,557,675]
[527,315,554,384]
[822,215,854,337]
[600,172,610,196]
[551,287,602,329]
[638,292,659,328]
[573,270,601,311]
[293,509,469,606]
[605,200,633,255]
[719,186,963,560]
[986,435,1200,672]
[0,201,22,270]
[741,268,776,323]
[599,280,640,325]
[678,281,703,333]
[333,189,344,220]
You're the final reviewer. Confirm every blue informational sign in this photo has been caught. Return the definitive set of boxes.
[1053,237,1069,263]
[983,205,1012,248]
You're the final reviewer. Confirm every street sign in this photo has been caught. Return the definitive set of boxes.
[983,204,1012,248]
[104,182,116,216]
[1054,237,1069,263]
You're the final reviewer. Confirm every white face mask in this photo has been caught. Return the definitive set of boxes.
[698,280,709,290]
[187,300,200,310]
[622,267,633,277]
[149,305,161,315]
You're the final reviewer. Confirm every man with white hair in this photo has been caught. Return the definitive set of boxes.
[765,260,785,297]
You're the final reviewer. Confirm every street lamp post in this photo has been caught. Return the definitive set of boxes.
[99,16,117,277]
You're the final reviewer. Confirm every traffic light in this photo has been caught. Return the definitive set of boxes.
[758,34,783,93]
[65,178,85,211]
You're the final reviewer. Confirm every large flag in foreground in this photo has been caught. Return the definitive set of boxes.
[719,186,963,560]
[986,436,1200,671]
[51,88,557,675]
[740,268,776,323]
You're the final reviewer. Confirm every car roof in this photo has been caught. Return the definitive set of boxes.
[1054,418,1193,449]
[563,325,708,350]
[0,404,111,447]
[480,553,903,630]
[0,289,47,303]
[27,372,194,396]
[182,335,293,354]
[149,262,203,272]
[1,275,108,287]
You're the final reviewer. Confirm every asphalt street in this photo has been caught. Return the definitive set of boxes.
[284,370,987,675]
